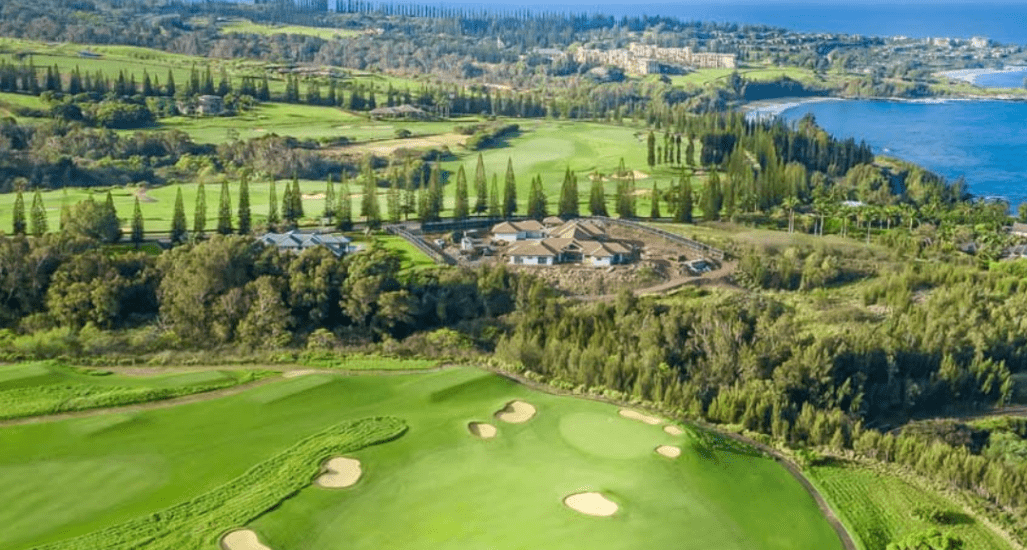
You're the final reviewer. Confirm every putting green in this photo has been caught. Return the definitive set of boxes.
[0,367,843,550]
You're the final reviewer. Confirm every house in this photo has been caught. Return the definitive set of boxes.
[542,216,565,228]
[1010,222,1027,238]
[548,220,605,241]
[581,240,633,266]
[258,230,351,257]
[197,95,224,116]
[506,240,558,265]
[492,220,545,242]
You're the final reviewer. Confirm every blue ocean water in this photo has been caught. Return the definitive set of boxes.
[778,100,1027,207]
[975,70,1027,89]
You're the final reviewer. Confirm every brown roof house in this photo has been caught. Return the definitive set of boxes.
[492,220,545,242]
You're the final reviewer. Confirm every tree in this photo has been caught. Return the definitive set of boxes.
[387,171,401,223]
[454,165,469,220]
[527,175,547,220]
[172,187,187,243]
[291,176,303,220]
[704,171,723,221]
[63,196,121,243]
[193,182,206,236]
[363,161,381,228]
[646,130,656,168]
[650,182,661,219]
[336,176,353,230]
[281,178,295,225]
[237,172,251,235]
[217,181,232,235]
[131,196,144,247]
[12,190,25,235]
[488,174,501,218]
[324,175,336,222]
[30,189,47,237]
[474,153,488,214]
[267,178,279,229]
[685,136,695,167]
[558,167,579,218]
[675,174,694,223]
[503,157,517,218]
[589,173,608,216]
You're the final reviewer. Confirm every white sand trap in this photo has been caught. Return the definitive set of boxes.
[494,400,536,423]
[564,492,619,517]
[468,421,497,439]
[618,409,662,425]
[282,369,320,378]
[664,425,684,436]
[221,529,272,550]
[656,445,681,458]
[315,457,362,488]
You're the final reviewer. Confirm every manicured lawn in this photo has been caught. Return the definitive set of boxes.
[808,457,1014,550]
[0,366,844,550]
[221,20,361,40]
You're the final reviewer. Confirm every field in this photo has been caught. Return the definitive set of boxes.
[0,365,844,550]
[220,20,362,40]
[808,457,1015,550]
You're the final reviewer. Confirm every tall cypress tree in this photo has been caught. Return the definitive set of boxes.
[704,170,723,221]
[103,191,122,243]
[646,131,656,168]
[589,173,607,217]
[171,187,187,243]
[267,178,279,229]
[527,175,546,220]
[474,153,488,214]
[30,189,47,237]
[650,182,661,219]
[131,196,144,247]
[237,172,251,235]
[217,181,232,235]
[364,161,381,228]
[387,171,401,223]
[488,174,501,218]
[324,175,336,221]
[454,165,469,220]
[502,157,517,218]
[12,190,26,235]
[291,175,303,220]
[558,167,579,218]
[193,182,206,236]
[337,176,353,230]
[281,179,294,225]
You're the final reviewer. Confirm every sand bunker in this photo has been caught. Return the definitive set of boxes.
[315,457,362,488]
[494,400,536,423]
[564,492,619,517]
[221,529,272,550]
[656,445,681,458]
[664,425,684,436]
[618,409,661,425]
[282,369,320,378]
[468,421,497,439]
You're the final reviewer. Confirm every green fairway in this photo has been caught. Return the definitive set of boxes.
[808,458,1014,550]
[221,20,361,40]
[0,366,844,550]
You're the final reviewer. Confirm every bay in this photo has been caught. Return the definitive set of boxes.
[777,99,1027,207]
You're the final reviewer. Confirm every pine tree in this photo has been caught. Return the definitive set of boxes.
[474,153,488,214]
[336,176,353,230]
[650,182,661,219]
[675,174,694,223]
[267,178,279,228]
[171,187,187,243]
[488,174,501,218]
[281,179,294,225]
[454,165,469,220]
[704,170,723,221]
[30,189,47,237]
[429,163,443,217]
[165,69,175,96]
[324,175,336,221]
[558,167,579,218]
[131,196,144,247]
[527,175,547,220]
[502,158,517,218]
[103,191,121,243]
[387,171,401,223]
[237,172,251,235]
[193,182,206,236]
[364,162,381,228]
[12,190,25,235]
[217,181,232,235]
[589,173,607,216]
[291,176,303,220]
[646,131,656,168]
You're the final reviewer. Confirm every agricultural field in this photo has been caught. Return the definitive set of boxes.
[808,457,1014,550]
[0,362,268,421]
[0,365,845,550]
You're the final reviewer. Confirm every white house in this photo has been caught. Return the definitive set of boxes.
[506,240,558,265]
[492,220,546,242]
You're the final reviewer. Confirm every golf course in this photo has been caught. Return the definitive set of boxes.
[0,363,844,550]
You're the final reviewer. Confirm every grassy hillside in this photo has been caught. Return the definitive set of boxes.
[0,366,843,550]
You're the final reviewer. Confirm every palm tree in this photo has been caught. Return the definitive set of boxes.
[782,196,799,234]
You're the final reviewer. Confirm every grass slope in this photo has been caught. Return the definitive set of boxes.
[0,366,842,550]
[808,457,1014,550]
[0,363,266,421]
[221,20,361,40]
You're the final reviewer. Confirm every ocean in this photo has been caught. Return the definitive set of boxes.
[773,99,1027,207]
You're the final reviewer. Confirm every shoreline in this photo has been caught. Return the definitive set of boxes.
[742,94,1027,121]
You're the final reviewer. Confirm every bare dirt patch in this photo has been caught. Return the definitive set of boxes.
[301,193,326,200]
[326,133,466,157]
[282,369,321,378]
[315,457,362,488]
[494,400,536,423]
[221,529,272,550]
[663,425,684,436]
[656,445,681,458]
[564,492,619,517]
[467,421,497,439]
[618,409,661,425]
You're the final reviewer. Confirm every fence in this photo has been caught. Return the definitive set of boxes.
[592,217,727,260]
[384,224,457,265]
